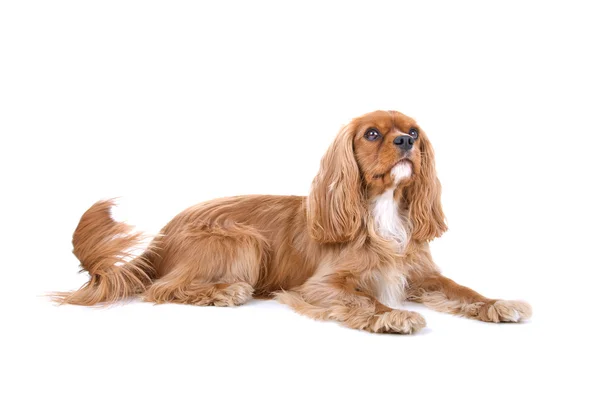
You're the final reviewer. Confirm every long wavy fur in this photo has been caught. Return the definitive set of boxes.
[52,200,157,306]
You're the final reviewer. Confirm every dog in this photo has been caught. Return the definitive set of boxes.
[54,110,532,333]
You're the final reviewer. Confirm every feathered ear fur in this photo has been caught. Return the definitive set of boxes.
[308,123,365,243]
[406,133,447,241]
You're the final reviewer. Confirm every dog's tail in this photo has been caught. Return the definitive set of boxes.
[52,199,158,306]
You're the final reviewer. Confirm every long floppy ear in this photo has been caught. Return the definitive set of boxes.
[406,133,447,241]
[307,123,365,243]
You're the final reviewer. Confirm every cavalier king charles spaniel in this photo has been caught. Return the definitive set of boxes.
[55,110,532,333]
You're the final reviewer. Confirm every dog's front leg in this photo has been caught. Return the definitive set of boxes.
[276,272,426,334]
[407,274,532,322]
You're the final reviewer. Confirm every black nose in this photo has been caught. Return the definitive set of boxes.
[393,135,414,150]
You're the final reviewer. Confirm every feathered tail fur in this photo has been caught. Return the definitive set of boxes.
[52,200,157,306]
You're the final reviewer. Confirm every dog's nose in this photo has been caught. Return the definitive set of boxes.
[393,135,414,151]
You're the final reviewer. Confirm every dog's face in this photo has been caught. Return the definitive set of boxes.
[308,110,446,244]
[352,110,423,196]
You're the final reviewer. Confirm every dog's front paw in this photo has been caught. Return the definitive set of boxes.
[479,300,532,323]
[368,310,426,334]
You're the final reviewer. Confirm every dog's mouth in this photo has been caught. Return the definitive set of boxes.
[391,158,412,170]
[373,159,413,180]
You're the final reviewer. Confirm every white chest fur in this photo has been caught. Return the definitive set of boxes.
[371,162,412,252]
[371,188,408,247]
[373,268,407,308]
[370,162,412,307]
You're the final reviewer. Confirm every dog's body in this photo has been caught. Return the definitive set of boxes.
[55,110,531,333]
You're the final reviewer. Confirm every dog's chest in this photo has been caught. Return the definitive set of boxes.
[373,268,407,308]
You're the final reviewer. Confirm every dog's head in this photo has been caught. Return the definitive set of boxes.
[308,110,446,243]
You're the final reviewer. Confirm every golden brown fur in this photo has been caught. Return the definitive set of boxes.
[54,110,531,333]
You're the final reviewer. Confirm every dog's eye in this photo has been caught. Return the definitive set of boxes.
[408,128,419,138]
[364,128,381,141]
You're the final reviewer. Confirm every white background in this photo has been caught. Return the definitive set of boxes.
[1,1,599,399]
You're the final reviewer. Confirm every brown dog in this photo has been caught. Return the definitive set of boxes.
[55,110,532,333]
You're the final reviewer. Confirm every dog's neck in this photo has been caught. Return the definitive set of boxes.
[370,163,412,252]
[371,188,410,251]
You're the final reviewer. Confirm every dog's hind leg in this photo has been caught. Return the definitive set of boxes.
[145,280,254,306]
[143,223,269,307]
